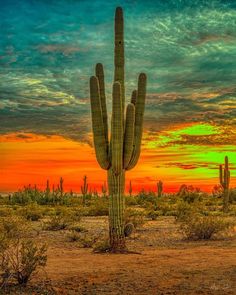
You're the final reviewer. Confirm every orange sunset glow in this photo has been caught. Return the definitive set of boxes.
[1,125,235,194]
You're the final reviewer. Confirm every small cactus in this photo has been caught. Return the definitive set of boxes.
[45,179,50,195]
[58,177,64,198]
[81,175,88,206]
[124,223,134,237]
[219,156,230,212]
[128,180,133,197]
[157,180,163,198]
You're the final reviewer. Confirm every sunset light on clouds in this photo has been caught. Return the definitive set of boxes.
[0,0,236,193]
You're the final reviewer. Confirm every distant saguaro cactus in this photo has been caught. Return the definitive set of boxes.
[89,7,147,252]
[157,180,163,198]
[219,156,230,212]
[128,181,133,197]
[58,177,64,198]
[45,179,50,195]
[81,175,88,206]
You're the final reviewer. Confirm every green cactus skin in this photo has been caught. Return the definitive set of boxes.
[89,7,147,252]
[81,175,88,206]
[219,156,230,212]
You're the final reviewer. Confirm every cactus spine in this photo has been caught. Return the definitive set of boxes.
[81,175,88,206]
[219,156,230,212]
[89,7,147,252]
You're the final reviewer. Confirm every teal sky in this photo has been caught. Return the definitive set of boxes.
[0,0,236,143]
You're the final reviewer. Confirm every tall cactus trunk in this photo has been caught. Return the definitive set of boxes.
[108,169,125,251]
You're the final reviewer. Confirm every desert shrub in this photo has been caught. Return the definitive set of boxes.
[175,201,194,221]
[125,209,145,228]
[93,239,111,253]
[86,199,109,216]
[43,215,70,231]
[0,239,47,286]
[0,207,13,217]
[136,191,157,206]
[157,203,176,216]
[70,232,101,248]
[0,216,30,244]
[67,231,81,242]
[146,210,161,220]
[18,204,44,221]
[180,215,233,240]
[0,216,47,287]
[44,206,81,231]
[177,185,203,203]
[8,186,72,206]
[125,195,138,206]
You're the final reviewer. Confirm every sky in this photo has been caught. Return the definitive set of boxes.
[0,0,236,193]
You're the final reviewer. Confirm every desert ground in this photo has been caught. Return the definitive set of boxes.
[1,213,235,295]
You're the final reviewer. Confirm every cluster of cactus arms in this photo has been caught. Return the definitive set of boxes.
[219,156,230,212]
[157,180,163,198]
[89,7,147,251]
[81,175,88,206]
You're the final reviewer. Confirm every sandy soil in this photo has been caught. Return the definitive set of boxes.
[2,217,236,295]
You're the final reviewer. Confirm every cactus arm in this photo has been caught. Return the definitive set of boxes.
[114,7,125,113]
[126,73,147,170]
[95,63,109,145]
[111,82,123,175]
[90,76,110,170]
[131,90,137,105]
[123,103,135,169]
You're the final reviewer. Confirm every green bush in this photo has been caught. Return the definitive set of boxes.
[0,239,47,286]
[70,233,100,248]
[146,210,161,220]
[43,215,70,231]
[0,207,13,217]
[0,216,47,287]
[86,199,109,216]
[93,239,111,253]
[180,215,233,240]
[125,208,145,228]
[18,204,44,221]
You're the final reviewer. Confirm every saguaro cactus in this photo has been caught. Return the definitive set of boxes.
[219,156,230,212]
[128,180,133,197]
[89,7,147,252]
[81,175,88,206]
[157,180,163,198]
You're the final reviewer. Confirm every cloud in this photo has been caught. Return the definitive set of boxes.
[0,0,235,145]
